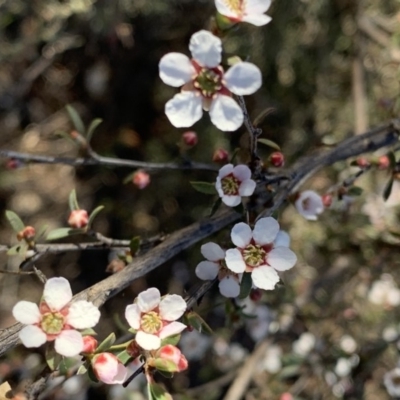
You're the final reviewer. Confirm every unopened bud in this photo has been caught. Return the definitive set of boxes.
[182,131,198,147]
[5,159,23,170]
[132,170,150,189]
[322,194,333,208]
[68,209,89,229]
[156,345,188,372]
[17,226,36,241]
[270,152,285,168]
[82,336,98,353]
[249,288,262,302]
[378,155,390,170]
[213,148,229,163]
[356,157,370,169]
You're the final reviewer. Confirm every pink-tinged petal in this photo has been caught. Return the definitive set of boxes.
[215,0,240,19]
[93,353,128,384]
[209,95,244,132]
[159,53,195,87]
[221,194,241,207]
[159,294,187,321]
[43,277,72,311]
[231,222,252,248]
[137,287,161,312]
[66,301,100,329]
[12,301,41,324]
[215,178,224,197]
[218,163,234,178]
[196,261,219,280]
[189,30,222,68]
[136,331,161,350]
[274,231,290,248]
[245,0,271,14]
[125,304,141,329]
[238,180,256,197]
[165,91,203,128]
[19,325,47,348]
[253,217,280,245]
[295,190,324,221]
[225,248,246,273]
[159,321,187,339]
[201,242,225,261]
[224,62,262,95]
[55,330,83,357]
[219,276,240,298]
[242,14,272,26]
[267,247,297,271]
[233,164,251,181]
[251,266,280,290]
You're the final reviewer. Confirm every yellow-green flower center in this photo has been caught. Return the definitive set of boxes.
[194,68,222,98]
[41,312,65,335]
[141,311,163,334]
[243,244,266,268]
[221,174,240,195]
[223,0,245,14]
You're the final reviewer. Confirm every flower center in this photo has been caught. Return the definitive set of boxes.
[194,68,223,98]
[141,311,163,334]
[221,174,240,195]
[243,244,267,268]
[223,0,245,14]
[41,312,65,335]
[302,198,312,211]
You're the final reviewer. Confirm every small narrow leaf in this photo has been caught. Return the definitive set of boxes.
[383,177,394,201]
[347,186,363,196]
[7,244,22,256]
[5,210,25,233]
[77,365,88,375]
[230,148,240,163]
[160,334,181,347]
[123,171,136,184]
[190,181,216,195]
[388,151,396,171]
[129,236,141,256]
[239,272,253,299]
[209,198,222,217]
[87,205,105,227]
[68,189,80,211]
[46,228,74,241]
[45,346,62,371]
[96,332,116,353]
[257,138,281,151]
[185,311,213,334]
[66,105,85,135]
[86,118,103,142]
[117,350,133,365]
[149,383,173,400]
[36,224,48,240]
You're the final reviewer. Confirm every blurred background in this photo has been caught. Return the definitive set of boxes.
[1,0,400,399]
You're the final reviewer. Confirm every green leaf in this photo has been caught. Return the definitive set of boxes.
[80,328,97,336]
[68,189,80,211]
[253,107,275,127]
[87,205,104,227]
[388,151,396,170]
[36,224,48,240]
[66,105,85,135]
[257,138,281,151]
[45,346,62,371]
[5,210,25,233]
[347,186,363,196]
[7,244,23,256]
[46,228,75,241]
[383,177,394,201]
[185,311,213,334]
[129,236,141,256]
[123,171,136,184]
[190,181,216,195]
[117,350,133,365]
[96,332,116,353]
[153,358,179,373]
[209,198,222,217]
[230,148,240,163]
[149,383,173,400]
[77,365,88,375]
[87,364,99,383]
[239,272,253,299]
[160,334,181,347]
[86,118,102,142]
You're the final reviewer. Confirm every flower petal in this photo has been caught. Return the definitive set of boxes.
[209,95,244,131]
[219,276,240,298]
[242,13,272,26]
[233,164,251,181]
[295,190,324,221]
[159,294,187,321]
[246,0,272,14]
[55,330,84,357]
[251,266,280,290]
[12,301,41,324]
[67,301,100,329]
[231,222,252,248]
[239,180,256,197]
[253,217,280,245]
[274,230,290,248]
[137,287,161,312]
[125,304,141,329]
[218,163,234,178]
[43,277,73,311]
[189,30,222,68]
[195,261,219,280]
[225,248,246,273]
[221,195,241,207]
[201,242,225,261]
[224,62,262,95]
[19,325,47,348]
[159,321,187,339]
[159,53,195,87]
[165,91,203,128]
[136,331,161,350]
[215,0,239,19]
[267,247,297,271]
[93,353,128,384]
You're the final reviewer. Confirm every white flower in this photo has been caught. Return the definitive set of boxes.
[215,164,256,207]
[159,30,262,131]
[262,344,282,373]
[225,217,297,290]
[215,0,272,26]
[295,190,324,220]
[384,368,400,397]
[92,352,128,385]
[368,274,400,307]
[125,288,187,351]
[292,332,315,357]
[195,242,241,298]
[179,330,211,361]
[334,357,352,377]
[12,277,100,357]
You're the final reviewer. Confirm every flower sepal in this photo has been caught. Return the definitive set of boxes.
[239,272,253,299]
[160,333,181,347]
[148,382,173,400]
[96,332,116,353]
[183,311,213,335]
[150,358,179,373]
[45,345,63,371]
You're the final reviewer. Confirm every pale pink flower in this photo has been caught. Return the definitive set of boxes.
[159,30,262,131]
[132,170,150,189]
[225,217,297,290]
[195,242,240,298]
[12,277,100,357]
[125,288,187,351]
[295,190,324,221]
[68,209,89,229]
[92,353,128,384]
[216,164,256,207]
[215,0,272,26]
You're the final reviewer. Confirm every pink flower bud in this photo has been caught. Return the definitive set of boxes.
[82,336,98,353]
[322,194,333,208]
[92,353,128,384]
[213,148,229,163]
[157,345,188,372]
[356,157,370,169]
[5,158,23,170]
[182,131,198,147]
[68,209,89,229]
[280,393,293,400]
[270,152,285,167]
[17,226,36,241]
[249,289,262,302]
[132,170,150,189]
[378,155,390,170]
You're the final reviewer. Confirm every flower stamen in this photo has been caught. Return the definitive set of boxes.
[141,311,163,334]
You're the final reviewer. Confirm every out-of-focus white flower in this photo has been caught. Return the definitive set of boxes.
[292,332,315,357]
[261,344,282,373]
[195,242,241,298]
[225,217,297,290]
[368,274,400,307]
[384,368,400,397]
[180,330,211,361]
[295,190,324,221]
[335,358,352,377]
[244,304,273,342]
[215,0,272,26]
[12,277,100,357]
[215,164,256,207]
[383,326,398,342]
[92,353,128,385]
[125,288,187,350]
[339,335,357,354]
[159,30,262,131]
